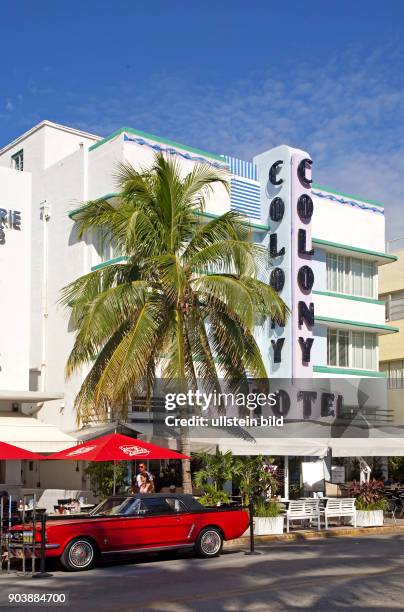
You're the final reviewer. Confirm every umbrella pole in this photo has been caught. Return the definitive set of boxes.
[113,461,116,495]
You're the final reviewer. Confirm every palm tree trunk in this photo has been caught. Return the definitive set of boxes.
[180,426,192,494]
[176,307,193,494]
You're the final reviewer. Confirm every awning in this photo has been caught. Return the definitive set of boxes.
[329,439,404,457]
[0,415,76,452]
[0,390,64,402]
[189,436,328,457]
[71,421,142,442]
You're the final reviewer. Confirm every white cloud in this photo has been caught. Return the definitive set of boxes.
[65,47,404,239]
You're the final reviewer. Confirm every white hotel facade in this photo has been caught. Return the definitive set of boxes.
[0,120,397,490]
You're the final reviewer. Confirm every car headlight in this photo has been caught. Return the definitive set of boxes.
[22,531,34,543]
[10,531,23,542]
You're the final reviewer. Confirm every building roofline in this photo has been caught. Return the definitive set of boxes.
[0,120,101,155]
[89,126,225,161]
[312,182,384,209]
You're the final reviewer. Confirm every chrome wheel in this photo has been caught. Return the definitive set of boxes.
[200,530,221,556]
[68,540,94,569]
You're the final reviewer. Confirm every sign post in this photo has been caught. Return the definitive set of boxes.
[244,499,260,556]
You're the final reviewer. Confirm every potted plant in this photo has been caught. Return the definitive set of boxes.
[235,456,284,535]
[350,480,387,527]
[250,499,284,535]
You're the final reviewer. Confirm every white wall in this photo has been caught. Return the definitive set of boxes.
[312,192,385,252]
[314,293,385,326]
[0,167,31,391]
[88,134,124,199]
[0,124,97,379]
[88,132,231,215]
[35,149,88,431]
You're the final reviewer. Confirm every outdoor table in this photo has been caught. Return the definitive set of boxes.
[79,504,96,512]
[18,507,46,517]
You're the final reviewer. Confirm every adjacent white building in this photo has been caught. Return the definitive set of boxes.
[0,120,397,490]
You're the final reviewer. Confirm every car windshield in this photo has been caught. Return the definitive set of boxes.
[90,497,141,516]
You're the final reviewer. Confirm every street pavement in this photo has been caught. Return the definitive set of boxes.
[1,533,404,611]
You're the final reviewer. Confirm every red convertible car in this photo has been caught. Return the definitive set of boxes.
[9,494,249,571]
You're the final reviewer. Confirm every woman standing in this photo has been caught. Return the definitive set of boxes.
[139,473,155,493]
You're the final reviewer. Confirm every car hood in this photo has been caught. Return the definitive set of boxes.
[10,515,113,530]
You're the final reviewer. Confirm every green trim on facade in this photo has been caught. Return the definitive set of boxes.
[69,197,269,231]
[88,128,126,152]
[89,126,225,161]
[68,193,119,219]
[312,238,397,262]
[312,290,384,306]
[194,210,270,231]
[91,256,128,271]
[314,315,399,333]
[312,183,384,209]
[313,365,386,377]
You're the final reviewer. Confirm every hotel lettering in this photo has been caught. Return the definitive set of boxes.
[0,208,22,244]
[259,145,315,378]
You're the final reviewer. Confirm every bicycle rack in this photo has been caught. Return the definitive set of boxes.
[0,494,48,577]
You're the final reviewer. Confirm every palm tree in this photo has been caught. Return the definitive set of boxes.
[193,448,241,492]
[62,154,288,493]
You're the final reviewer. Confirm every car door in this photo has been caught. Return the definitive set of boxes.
[122,497,190,550]
[166,497,198,543]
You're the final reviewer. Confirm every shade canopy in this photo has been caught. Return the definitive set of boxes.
[0,415,77,452]
[190,437,329,457]
[0,440,45,460]
[47,433,191,461]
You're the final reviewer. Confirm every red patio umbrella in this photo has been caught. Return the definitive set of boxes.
[0,441,45,461]
[48,433,190,461]
[47,433,190,493]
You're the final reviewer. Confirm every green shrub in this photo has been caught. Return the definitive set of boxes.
[350,480,387,511]
[84,461,125,498]
[198,484,230,507]
[253,499,281,517]
[355,498,387,511]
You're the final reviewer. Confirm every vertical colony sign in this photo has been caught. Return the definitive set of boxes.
[254,146,314,378]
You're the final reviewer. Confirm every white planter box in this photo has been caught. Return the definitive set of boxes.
[243,516,284,536]
[356,510,384,527]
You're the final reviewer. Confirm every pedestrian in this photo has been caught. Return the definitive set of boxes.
[139,473,155,493]
[136,463,154,490]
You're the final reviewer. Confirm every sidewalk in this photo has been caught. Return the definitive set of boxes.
[225,517,404,548]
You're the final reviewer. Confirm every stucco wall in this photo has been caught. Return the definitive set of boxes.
[0,167,31,391]
[379,248,404,294]
[380,319,404,362]
[312,192,385,253]
[35,148,87,431]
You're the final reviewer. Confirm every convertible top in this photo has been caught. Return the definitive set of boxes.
[101,493,205,512]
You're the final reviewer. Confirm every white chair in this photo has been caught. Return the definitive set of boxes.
[286,499,320,533]
[322,498,356,529]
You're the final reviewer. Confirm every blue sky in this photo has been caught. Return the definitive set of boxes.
[1,1,404,239]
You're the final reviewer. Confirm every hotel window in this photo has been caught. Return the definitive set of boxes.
[383,291,404,321]
[11,149,24,171]
[326,254,375,298]
[380,360,404,388]
[327,328,377,370]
